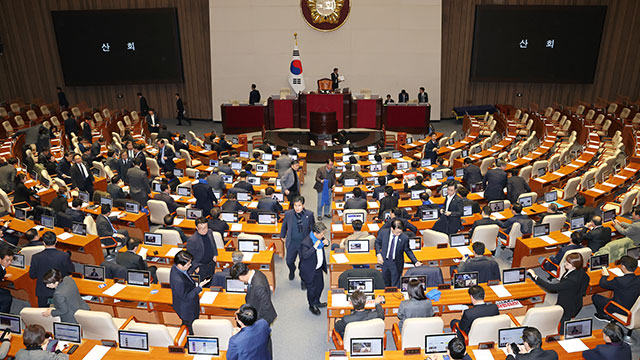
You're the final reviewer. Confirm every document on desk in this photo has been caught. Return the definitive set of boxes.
[243,252,255,262]
[539,236,557,245]
[170,194,181,200]
[200,291,218,305]
[448,304,469,311]
[57,232,74,240]
[102,283,126,297]
[230,223,242,231]
[552,171,564,177]
[249,201,258,208]
[334,187,343,193]
[332,293,349,307]
[369,172,378,177]
[558,338,589,353]
[173,217,184,226]
[490,285,512,298]
[367,223,379,232]
[137,247,148,258]
[561,231,573,237]
[492,213,506,220]
[82,345,111,360]
[166,247,182,258]
[456,246,473,257]
[591,188,605,194]
[472,349,495,360]
[193,355,213,360]
[332,224,344,232]
[367,201,378,208]
[332,254,349,264]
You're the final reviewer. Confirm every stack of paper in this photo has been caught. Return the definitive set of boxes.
[490,284,512,298]
[367,223,380,231]
[539,236,557,245]
[166,247,182,257]
[367,201,378,208]
[243,253,255,262]
[610,268,624,277]
[57,232,74,240]
[248,201,258,208]
[493,213,506,220]
[137,247,148,258]
[456,247,473,257]
[102,283,126,296]
[332,254,349,264]
[230,223,242,231]
[472,349,495,360]
[332,224,344,232]
[200,291,218,304]
[558,338,589,353]
[561,231,573,237]
[81,345,111,360]
[332,293,349,307]
[173,218,184,226]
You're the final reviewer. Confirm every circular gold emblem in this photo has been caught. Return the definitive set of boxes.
[301,0,351,32]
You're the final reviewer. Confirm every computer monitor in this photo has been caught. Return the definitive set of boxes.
[100,197,113,209]
[207,159,219,167]
[247,176,261,185]
[350,338,383,357]
[262,153,272,161]
[0,313,21,334]
[238,239,260,253]
[421,209,439,221]
[173,168,184,178]
[41,215,54,229]
[410,190,425,200]
[400,275,426,292]
[256,164,268,172]
[91,168,101,177]
[367,146,376,153]
[344,178,358,187]
[347,277,374,295]
[421,159,432,167]
[54,322,81,343]
[78,190,90,203]
[367,154,376,162]
[586,178,595,190]
[498,327,526,348]
[273,193,284,203]
[455,168,464,178]
[510,152,517,161]
[118,330,149,351]
[544,191,557,202]
[186,336,220,356]
[396,162,409,170]
[83,265,105,282]
[518,196,533,207]
[177,186,191,197]
[40,176,50,188]
[449,233,469,247]
[10,254,24,269]
[231,162,242,170]
[502,267,526,285]
[125,201,139,214]
[627,247,640,260]
[144,232,162,246]
[448,138,455,145]
[489,201,504,213]
[152,181,162,192]
[470,182,483,192]
[275,179,281,187]
[344,212,364,225]
[408,237,422,251]
[392,151,402,159]
[431,171,443,180]
[570,216,585,230]
[347,239,370,254]
[344,193,355,200]
[564,318,592,339]
[461,149,469,157]
[236,192,251,201]
[453,272,479,289]
[225,277,247,293]
[369,164,382,172]
[240,151,249,159]
[425,333,457,354]
[537,167,547,177]
[532,223,550,237]
[127,270,150,287]
[257,212,277,225]
[186,208,203,220]
[204,143,212,151]
[14,207,26,221]
[231,138,239,145]
[603,209,616,223]
[463,205,473,217]
[221,212,238,223]
[590,254,609,271]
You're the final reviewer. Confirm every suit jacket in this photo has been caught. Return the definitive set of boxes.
[156,146,175,170]
[507,176,531,204]
[116,251,148,271]
[462,164,482,188]
[249,89,261,105]
[64,117,78,136]
[81,121,92,141]
[70,162,94,192]
[398,92,409,103]
[380,217,418,235]
[49,195,69,214]
[398,298,433,329]
[280,168,299,194]
[207,218,229,239]
[89,141,101,159]
[157,130,173,142]
[314,166,335,192]
[56,159,72,181]
[146,113,160,128]
[506,348,559,360]
[483,168,507,201]
[582,342,631,360]
[599,273,640,310]
[170,265,201,322]
[227,319,271,360]
[345,197,367,210]
[245,271,277,325]
[134,151,147,172]
[378,195,399,218]
[50,276,90,323]
[29,248,75,297]
[139,96,149,114]
[549,244,582,265]
[334,304,384,337]
[127,167,150,205]
[0,164,16,192]
[433,195,464,234]
[418,92,429,103]
[300,234,327,283]
[280,209,315,249]
[116,158,133,182]
[583,226,611,252]
[614,220,640,244]
[458,257,500,283]
[155,192,179,213]
[338,170,363,185]
[424,140,438,162]
[206,173,225,190]
[186,230,218,272]
[331,72,340,89]
[221,200,247,213]
[96,214,117,238]
[65,208,84,223]
[106,183,125,200]
[105,156,118,171]
[234,181,254,194]
[469,218,500,237]
[375,229,418,272]
[535,268,589,319]
[567,205,596,223]
[275,157,292,176]
[256,198,282,213]
[500,214,533,235]
[457,303,500,334]
[176,98,184,114]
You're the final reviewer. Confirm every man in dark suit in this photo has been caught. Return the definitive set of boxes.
[96,204,130,245]
[193,172,219,215]
[186,217,218,279]
[206,168,225,191]
[115,150,133,183]
[70,154,94,197]
[447,337,473,360]
[175,93,190,126]
[506,327,558,360]
[330,68,341,90]
[218,158,234,176]
[207,208,229,242]
[57,86,69,109]
[226,304,272,360]
[170,250,211,333]
[378,186,399,219]
[161,214,189,243]
[231,262,277,325]
[566,194,596,223]
[0,248,14,313]
[423,133,438,164]
[507,169,532,205]
[381,208,418,235]
[233,171,255,194]
[64,116,79,145]
[456,242,500,283]
[65,198,85,223]
[450,285,499,337]
[372,176,387,201]
[337,164,363,185]
[462,158,482,189]
[127,158,150,206]
[417,87,429,103]
[375,219,422,287]
[384,94,394,104]
[56,153,73,185]
[249,84,261,105]
[81,117,92,142]
[499,203,533,236]
[256,187,283,214]
[221,192,248,213]
[469,206,501,237]
[157,125,174,143]
[137,92,149,116]
[116,239,158,283]
[281,161,301,203]
[314,159,335,220]
[105,150,118,171]
[433,182,464,235]
[28,231,75,307]
[483,160,507,201]
[334,290,385,338]
[582,322,631,360]
[404,175,428,193]
[582,215,611,252]
[106,175,126,202]
[398,89,409,103]
[300,223,329,315]
[345,187,367,210]
[592,255,640,321]
[155,139,175,173]
[155,182,179,213]
[133,142,148,173]
[281,196,315,286]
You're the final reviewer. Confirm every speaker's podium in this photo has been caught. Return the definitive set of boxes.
[309,112,337,134]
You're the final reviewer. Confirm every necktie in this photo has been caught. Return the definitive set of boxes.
[446,196,452,212]
[387,235,397,260]
[79,164,87,178]
[105,215,116,234]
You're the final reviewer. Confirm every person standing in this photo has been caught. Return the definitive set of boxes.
[483,160,508,202]
[249,84,261,105]
[186,217,218,279]
[398,89,409,103]
[330,68,341,91]
[280,196,315,287]
[176,93,190,126]
[96,204,130,245]
[300,223,328,315]
[231,263,277,325]
[137,92,149,116]
[193,172,219,215]
[423,133,438,164]
[433,182,464,235]
[41,269,90,324]
[170,250,211,334]
[226,304,271,360]
[0,248,14,313]
[127,158,150,206]
[506,169,531,205]
[146,109,160,133]
[29,231,75,307]
[63,116,79,146]
[375,219,422,287]
[155,139,175,174]
[70,153,94,198]
[418,87,429,103]
[56,87,69,110]
[462,158,482,189]
[314,159,334,221]
[281,161,301,203]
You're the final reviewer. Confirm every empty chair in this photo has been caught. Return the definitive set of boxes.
[75,310,127,341]
[531,161,548,178]
[422,229,449,247]
[14,115,25,126]
[464,314,511,345]
[606,103,618,114]
[155,229,182,246]
[602,190,638,215]
[20,307,61,333]
[556,177,581,200]
[479,158,495,176]
[518,165,532,181]
[2,121,13,136]
[127,322,183,347]
[541,214,566,232]
[596,119,612,137]
[470,224,499,252]
[392,317,444,350]
[511,305,564,337]
[180,149,202,167]
[148,200,170,225]
[192,319,234,350]
[146,157,161,177]
[606,295,640,342]
[332,318,385,350]
[156,267,171,284]
[499,222,522,250]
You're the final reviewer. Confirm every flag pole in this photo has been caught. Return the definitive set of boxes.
[294,32,298,46]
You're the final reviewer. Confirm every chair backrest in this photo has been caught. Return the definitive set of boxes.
[531,161,548,178]
[156,229,182,246]
[541,214,566,232]
[20,246,45,267]
[618,190,638,215]
[238,233,265,251]
[2,121,13,133]
[156,267,171,284]
[576,105,585,115]
[602,119,612,132]
[557,247,592,278]
[192,319,234,350]
[20,307,61,333]
[212,231,225,249]
[148,200,170,225]
[467,314,511,345]
[26,110,38,121]
[0,189,14,215]
[400,317,444,349]
[543,107,553,118]
[470,224,499,252]
[180,149,194,167]
[504,222,522,249]
[127,323,174,347]
[75,310,120,341]
[422,229,449,247]
[92,161,106,178]
[449,149,462,165]
[624,294,640,330]
[520,305,564,336]
[594,114,605,125]
[562,177,581,200]
[518,165,532,180]
[607,103,618,114]
[620,108,631,119]
[585,109,595,120]
[479,158,495,176]
[14,115,24,126]
[344,318,385,350]
[342,209,367,225]
[84,215,97,235]
[146,158,160,177]
[130,111,140,122]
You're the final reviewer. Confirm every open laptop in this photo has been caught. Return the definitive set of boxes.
[431,171,444,180]
[425,333,457,354]
[54,322,82,343]
[173,168,184,178]
[502,267,526,285]
[247,176,261,185]
[231,162,242,171]
[144,232,162,246]
[421,159,432,167]
[564,318,592,339]
[470,182,483,193]
[118,330,149,351]
[238,239,260,253]
[602,209,616,223]
[498,326,526,348]
[262,153,273,161]
[186,208,203,220]
[344,178,358,187]
[83,265,105,282]
[350,337,383,358]
[455,168,464,178]
[408,237,421,251]
[518,195,533,207]
[463,205,473,216]
[421,209,438,221]
[0,313,21,334]
[41,215,54,229]
[256,164,268,173]
[71,222,87,236]
[347,277,374,300]
[177,186,191,197]
[410,190,425,200]
[258,212,277,225]
[400,275,427,292]
[78,191,90,203]
[369,163,382,172]
[10,254,24,269]
[152,181,162,192]
[225,277,248,293]
[449,233,470,247]
[396,162,409,171]
[590,254,609,271]
[453,271,478,289]
[347,239,370,254]
[489,201,504,213]
[537,167,547,177]
[532,223,550,237]
[187,336,220,357]
[221,211,238,223]
[544,191,557,203]
[344,212,365,225]
[127,270,150,287]
[14,207,27,221]
[273,193,284,203]
[125,201,139,214]
[237,192,251,201]
[392,151,402,159]
[570,216,585,230]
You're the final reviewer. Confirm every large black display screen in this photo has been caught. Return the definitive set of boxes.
[52,9,184,85]
[470,5,607,83]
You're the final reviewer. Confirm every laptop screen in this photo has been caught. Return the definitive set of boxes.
[347,239,369,254]
[100,197,113,208]
[237,192,251,201]
[344,178,358,187]
[54,322,81,343]
[350,338,383,357]
[470,182,483,192]
[421,159,432,167]
[258,213,277,225]
[370,164,382,172]
[453,272,478,289]
[187,336,220,356]
[238,239,260,253]
[570,217,585,230]
[425,333,457,354]
[564,318,592,339]
[240,151,249,158]
[489,201,504,213]
[449,233,469,247]
[186,208,203,220]
[262,153,272,161]
[410,190,425,200]
[124,201,139,214]
[0,313,21,334]
[396,162,409,170]
[347,277,374,294]
[222,175,234,184]
[221,212,238,223]
[367,146,376,153]
[345,212,364,225]
[152,182,162,192]
[173,168,184,177]
[10,254,24,269]
[273,193,284,203]
[209,159,219,167]
[144,232,162,246]
[256,164,268,172]
[421,209,439,221]
[532,223,550,237]
[392,151,402,159]
[603,209,616,223]
[78,191,90,203]
[518,196,532,207]
[127,270,150,287]
[119,330,149,351]
[590,254,609,271]
[431,171,443,180]
[231,162,242,170]
[461,149,469,157]
[225,277,247,293]
[71,222,86,236]
[14,207,26,221]
[400,275,426,292]
[502,268,525,285]
[498,327,526,348]
[41,215,54,229]
[463,205,473,216]
[177,186,191,197]
[544,191,557,202]
[247,176,261,185]
[83,265,105,282]
[408,237,421,251]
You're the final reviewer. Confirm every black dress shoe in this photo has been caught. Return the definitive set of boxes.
[288,272,295,281]
[301,282,306,290]
[324,214,331,219]
[309,305,321,315]
[317,302,327,308]
[318,216,323,221]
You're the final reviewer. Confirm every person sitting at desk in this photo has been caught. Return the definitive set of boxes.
[498,203,533,238]
[106,175,126,202]
[221,192,248,213]
[462,158,482,189]
[566,194,596,223]
[440,337,472,360]
[345,187,367,210]
[16,324,69,360]
[211,251,244,288]
[256,187,283,215]
[338,220,372,249]
[117,239,158,283]
[378,186,398,219]
[233,171,255,195]
[0,248,14,313]
[592,255,640,322]
[457,186,481,214]
[507,169,531,205]
[334,290,385,338]
[96,204,130,245]
[404,175,427,193]
[469,206,499,238]
[38,148,57,175]
[398,89,409,103]
[49,186,69,214]
[13,173,37,206]
[23,229,43,247]
[208,208,229,242]
[433,157,448,171]
[506,326,558,360]
[613,206,640,244]
[160,214,189,243]
[65,198,85,223]
[408,160,420,173]
[582,322,631,360]
[155,182,179,214]
[384,94,394,104]
[174,134,189,153]
[372,176,387,200]
[416,192,438,218]
[450,285,499,337]
[337,164,363,186]
[398,279,434,330]
[41,269,90,324]
[581,215,611,252]
[381,208,418,236]
[215,133,233,153]
[542,231,583,272]
[454,242,500,283]
[226,304,271,360]
[538,203,561,223]
[385,164,398,184]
